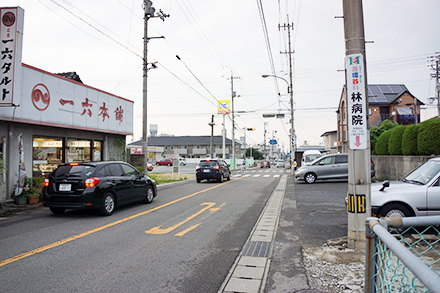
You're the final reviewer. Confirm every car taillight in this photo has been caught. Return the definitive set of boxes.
[44,178,49,187]
[216,165,220,170]
[85,177,100,188]
[69,162,79,166]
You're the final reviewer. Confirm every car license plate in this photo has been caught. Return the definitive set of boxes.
[59,184,71,191]
[203,169,210,173]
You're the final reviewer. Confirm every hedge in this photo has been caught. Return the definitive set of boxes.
[388,125,406,155]
[417,118,440,155]
[375,129,392,155]
[401,124,419,155]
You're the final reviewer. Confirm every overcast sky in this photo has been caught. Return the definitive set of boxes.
[4,0,440,151]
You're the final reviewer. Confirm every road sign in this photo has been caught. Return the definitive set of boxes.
[218,100,230,114]
[346,54,367,150]
[269,139,277,145]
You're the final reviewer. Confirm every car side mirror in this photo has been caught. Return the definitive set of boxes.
[319,161,325,165]
[379,180,389,191]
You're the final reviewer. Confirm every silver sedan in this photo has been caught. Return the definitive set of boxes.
[371,157,440,217]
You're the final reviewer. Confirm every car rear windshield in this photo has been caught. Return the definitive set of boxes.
[199,161,218,167]
[53,165,96,177]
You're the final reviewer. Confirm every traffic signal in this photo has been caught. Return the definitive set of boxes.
[247,128,255,131]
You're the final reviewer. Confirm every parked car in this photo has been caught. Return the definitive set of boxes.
[196,159,231,183]
[371,157,440,218]
[42,161,157,216]
[276,160,286,168]
[179,158,187,166]
[156,158,173,166]
[260,160,270,168]
[295,153,375,184]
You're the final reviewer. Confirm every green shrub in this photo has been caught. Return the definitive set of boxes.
[418,118,440,155]
[402,124,419,155]
[388,125,406,155]
[375,129,392,155]
[370,120,398,153]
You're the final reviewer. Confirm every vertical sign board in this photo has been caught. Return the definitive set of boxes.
[218,100,230,114]
[346,54,367,149]
[0,7,24,106]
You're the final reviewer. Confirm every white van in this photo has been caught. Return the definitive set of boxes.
[301,150,322,166]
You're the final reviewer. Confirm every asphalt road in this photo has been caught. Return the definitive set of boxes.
[0,170,281,292]
[0,170,349,292]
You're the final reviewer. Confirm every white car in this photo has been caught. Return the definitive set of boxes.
[276,160,285,168]
[371,157,440,218]
[179,158,187,166]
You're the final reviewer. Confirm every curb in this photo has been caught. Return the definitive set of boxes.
[0,202,44,217]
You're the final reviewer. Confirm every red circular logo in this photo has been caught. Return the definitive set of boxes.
[2,12,15,27]
[32,84,50,111]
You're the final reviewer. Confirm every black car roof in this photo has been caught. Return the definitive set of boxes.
[60,161,128,167]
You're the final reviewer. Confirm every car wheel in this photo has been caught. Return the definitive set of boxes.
[143,185,154,204]
[305,173,316,184]
[196,178,201,183]
[50,207,66,215]
[218,173,223,183]
[380,203,411,218]
[100,193,115,216]
[227,173,231,181]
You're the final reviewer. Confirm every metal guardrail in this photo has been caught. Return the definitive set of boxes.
[365,216,440,293]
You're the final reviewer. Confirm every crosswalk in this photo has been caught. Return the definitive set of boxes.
[231,169,289,179]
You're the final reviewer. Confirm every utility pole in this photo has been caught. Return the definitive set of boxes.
[429,54,440,118]
[264,122,268,157]
[279,18,295,172]
[230,73,240,169]
[343,0,371,250]
[222,114,226,159]
[142,0,169,175]
[209,115,215,158]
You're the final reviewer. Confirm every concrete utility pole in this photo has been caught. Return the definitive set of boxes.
[230,73,240,169]
[279,18,295,173]
[343,0,371,250]
[142,1,168,175]
[209,115,215,158]
[436,60,440,118]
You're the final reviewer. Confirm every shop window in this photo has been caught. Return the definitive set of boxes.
[93,141,102,161]
[67,139,91,163]
[32,137,63,177]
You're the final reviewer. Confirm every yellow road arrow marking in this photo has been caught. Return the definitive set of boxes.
[145,202,216,234]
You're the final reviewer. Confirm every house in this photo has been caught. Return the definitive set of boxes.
[127,136,241,160]
[321,130,338,154]
[336,84,424,153]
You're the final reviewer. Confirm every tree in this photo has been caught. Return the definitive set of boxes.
[245,148,264,160]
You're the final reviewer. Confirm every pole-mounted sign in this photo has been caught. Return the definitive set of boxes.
[218,100,230,114]
[346,53,367,150]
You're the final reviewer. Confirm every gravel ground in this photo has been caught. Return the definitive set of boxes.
[302,243,366,293]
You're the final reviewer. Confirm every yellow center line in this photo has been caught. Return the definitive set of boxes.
[0,178,242,268]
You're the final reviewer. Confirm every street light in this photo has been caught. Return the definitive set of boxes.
[262,74,295,172]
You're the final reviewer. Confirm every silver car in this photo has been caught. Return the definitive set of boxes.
[295,154,349,183]
[371,157,440,218]
[295,153,375,184]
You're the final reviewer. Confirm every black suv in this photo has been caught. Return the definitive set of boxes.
[196,159,231,183]
[42,161,157,216]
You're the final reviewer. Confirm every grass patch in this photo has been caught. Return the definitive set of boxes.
[148,173,195,185]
